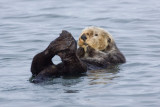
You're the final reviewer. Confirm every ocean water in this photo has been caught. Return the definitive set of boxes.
[0,0,160,107]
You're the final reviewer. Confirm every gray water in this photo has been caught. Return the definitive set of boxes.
[0,0,160,107]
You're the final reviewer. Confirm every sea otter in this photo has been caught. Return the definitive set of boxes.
[30,27,125,83]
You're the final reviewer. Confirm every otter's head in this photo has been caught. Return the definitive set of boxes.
[78,26,114,51]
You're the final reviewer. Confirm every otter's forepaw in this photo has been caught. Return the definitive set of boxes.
[77,47,85,58]
[86,45,95,53]
[84,45,96,57]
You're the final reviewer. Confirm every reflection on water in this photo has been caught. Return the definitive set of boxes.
[87,65,120,85]
[31,65,120,86]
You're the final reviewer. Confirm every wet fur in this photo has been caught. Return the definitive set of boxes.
[30,28,125,83]
[77,44,126,67]
[31,30,87,83]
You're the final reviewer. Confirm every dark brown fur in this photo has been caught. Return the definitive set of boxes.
[31,30,87,83]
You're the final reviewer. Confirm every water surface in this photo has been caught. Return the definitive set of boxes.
[0,0,160,107]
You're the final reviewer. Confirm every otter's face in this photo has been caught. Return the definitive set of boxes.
[78,27,111,51]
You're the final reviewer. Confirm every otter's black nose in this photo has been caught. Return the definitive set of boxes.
[81,34,87,41]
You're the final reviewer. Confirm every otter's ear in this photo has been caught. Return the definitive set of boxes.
[108,38,111,43]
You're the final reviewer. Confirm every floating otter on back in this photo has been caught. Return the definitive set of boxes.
[30,27,126,83]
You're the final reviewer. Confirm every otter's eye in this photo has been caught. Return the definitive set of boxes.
[95,34,98,36]
[86,33,89,35]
